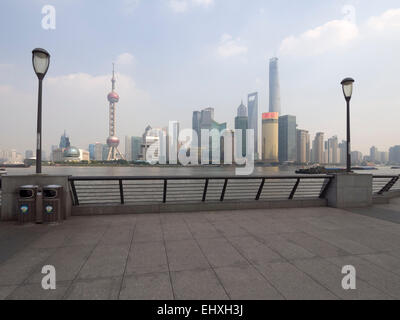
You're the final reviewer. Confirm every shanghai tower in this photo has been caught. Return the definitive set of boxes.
[269,57,281,114]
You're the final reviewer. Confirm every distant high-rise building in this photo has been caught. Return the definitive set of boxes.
[125,136,132,161]
[327,136,339,164]
[247,92,259,159]
[235,101,248,157]
[94,143,103,161]
[192,107,227,162]
[339,141,347,165]
[262,112,279,163]
[312,133,325,164]
[59,131,70,149]
[278,115,297,163]
[131,137,142,162]
[269,57,281,115]
[380,151,389,164]
[370,146,379,163]
[389,146,400,164]
[25,150,33,159]
[88,144,95,160]
[296,129,310,164]
[102,144,110,161]
[351,151,363,165]
[169,121,180,164]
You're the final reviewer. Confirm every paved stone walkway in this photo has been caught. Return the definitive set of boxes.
[1,198,400,300]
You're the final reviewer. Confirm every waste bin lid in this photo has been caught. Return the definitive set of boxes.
[19,185,39,189]
[44,185,62,188]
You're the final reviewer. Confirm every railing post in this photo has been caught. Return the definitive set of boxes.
[163,179,168,203]
[255,178,266,201]
[220,179,228,202]
[119,179,124,204]
[70,179,79,206]
[378,176,400,195]
[319,177,333,199]
[289,179,300,200]
[202,179,209,202]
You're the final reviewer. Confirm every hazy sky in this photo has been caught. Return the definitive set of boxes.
[1,0,400,155]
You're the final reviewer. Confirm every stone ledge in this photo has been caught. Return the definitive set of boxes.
[71,198,328,216]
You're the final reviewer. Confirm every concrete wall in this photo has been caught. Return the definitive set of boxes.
[326,174,373,208]
[72,198,327,216]
[0,175,72,221]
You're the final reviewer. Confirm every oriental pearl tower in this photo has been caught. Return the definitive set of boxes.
[106,64,124,161]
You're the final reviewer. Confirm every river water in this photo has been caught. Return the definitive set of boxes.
[3,166,400,177]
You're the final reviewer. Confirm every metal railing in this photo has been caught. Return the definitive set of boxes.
[372,175,400,195]
[68,175,334,206]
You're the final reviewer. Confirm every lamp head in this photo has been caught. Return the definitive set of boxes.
[341,77,355,100]
[32,48,50,80]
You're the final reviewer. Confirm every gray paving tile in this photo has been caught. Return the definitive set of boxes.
[228,236,283,265]
[165,240,209,272]
[255,261,337,300]
[293,257,392,300]
[186,221,221,239]
[119,273,173,300]
[257,234,315,261]
[280,232,350,258]
[126,241,168,275]
[133,222,163,243]
[211,220,248,237]
[0,286,17,300]
[214,265,283,300]
[171,269,228,300]
[303,229,376,255]
[328,255,400,299]
[6,281,70,300]
[99,226,134,245]
[65,277,121,300]
[78,244,129,279]
[26,245,94,283]
[0,248,55,286]
[360,253,400,276]
[197,238,248,268]
[63,226,108,246]
[162,222,193,241]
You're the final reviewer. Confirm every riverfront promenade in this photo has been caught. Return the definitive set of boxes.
[1,198,400,300]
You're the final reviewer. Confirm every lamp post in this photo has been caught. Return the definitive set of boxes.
[32,48,50,174]
[341,77,355,173]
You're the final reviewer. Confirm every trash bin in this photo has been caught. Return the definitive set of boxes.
[43,185,64,224]
[17,185,39,224]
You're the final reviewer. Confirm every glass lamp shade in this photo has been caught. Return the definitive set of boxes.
[341,78,355,100]
[32,48,50,79]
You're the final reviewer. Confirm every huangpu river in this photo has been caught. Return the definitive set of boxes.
[3,166,400,177]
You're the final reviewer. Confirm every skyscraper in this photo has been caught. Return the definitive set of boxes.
[278,115,297,163]
[269,57,281,115]
[262,112,279,163]
[247,92,259,159]
[296,129,310,164]
[125,136,132,161]
[312,133,325,164]
[327,136,339,164]
[131,137,142,162]
[235,101,248,157]
[59,131,70,149]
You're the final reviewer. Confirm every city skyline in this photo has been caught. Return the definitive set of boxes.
[1,1,400,155]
